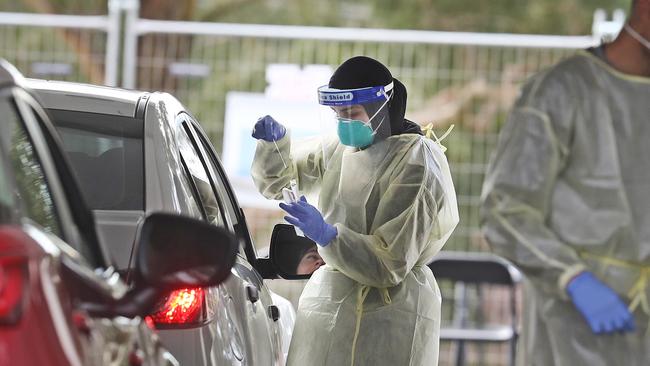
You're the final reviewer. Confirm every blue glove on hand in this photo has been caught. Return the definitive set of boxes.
[252,115,286,142]
[566,271,636,334]
[279,196,337,246]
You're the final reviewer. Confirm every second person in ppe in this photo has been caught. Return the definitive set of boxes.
[481,1,650,364]
[251,56,459,366]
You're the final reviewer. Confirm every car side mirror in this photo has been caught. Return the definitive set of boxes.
[269,224,324,279]
[73,213,238,318]
[133,213,237,291]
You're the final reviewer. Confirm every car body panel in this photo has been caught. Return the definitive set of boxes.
[270,292,296,362]
[27,79,140,116]
[0,225,77,366]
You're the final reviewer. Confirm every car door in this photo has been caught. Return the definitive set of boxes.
[185,117,283,365]
[175,113,282,365]
[7,87,170,366]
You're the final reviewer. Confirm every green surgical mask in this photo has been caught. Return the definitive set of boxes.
[337,119,375,148]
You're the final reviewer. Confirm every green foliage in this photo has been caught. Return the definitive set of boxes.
[1,0,633,34]
[189,0,632,35]
[0,0,106,14]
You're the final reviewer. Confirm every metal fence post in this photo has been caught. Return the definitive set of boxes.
[592,8,626,43]
[122,0,140,89]
[104,0,122,86]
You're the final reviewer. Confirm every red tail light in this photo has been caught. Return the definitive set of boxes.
[0,227,32,325]
[149,288,205,326]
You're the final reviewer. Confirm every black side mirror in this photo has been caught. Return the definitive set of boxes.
[74,213,238,318]
[134,212,238,291]
[270,224,324,279]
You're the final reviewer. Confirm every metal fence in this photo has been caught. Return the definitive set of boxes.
[0,1,120,86]
[0,6,625,365]
[0,4,619,255]
[122,16,599,254]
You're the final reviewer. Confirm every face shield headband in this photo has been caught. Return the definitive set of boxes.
[318,82,394,148]
[317,81,394,107]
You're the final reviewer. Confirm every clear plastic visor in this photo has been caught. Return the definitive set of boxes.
[317,83,393,145]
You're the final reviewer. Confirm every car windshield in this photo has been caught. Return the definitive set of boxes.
[49,109,144,211]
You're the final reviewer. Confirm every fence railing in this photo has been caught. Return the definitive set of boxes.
[0,1,121,86]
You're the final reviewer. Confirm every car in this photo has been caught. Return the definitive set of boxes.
[0,60,240,365]
[25,78,296,365]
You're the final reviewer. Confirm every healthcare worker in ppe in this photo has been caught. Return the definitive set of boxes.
[481,1,650,365]
[251,56,459,366]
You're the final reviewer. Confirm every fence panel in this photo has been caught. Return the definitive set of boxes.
[126,24,586,254]
[0,6,120,85]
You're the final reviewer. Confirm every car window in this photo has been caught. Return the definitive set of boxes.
[178,153,209,220]
[192,125,239,226]
[0,98,61,236]
[185,121,249,257]
[49,110,144,211]
[176,122,227,228]
[26,101,105,268]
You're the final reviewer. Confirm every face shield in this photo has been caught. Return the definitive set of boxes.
[317,82,393,148]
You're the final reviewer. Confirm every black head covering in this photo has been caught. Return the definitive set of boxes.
[328,56,423,136]
[285,239,319,273]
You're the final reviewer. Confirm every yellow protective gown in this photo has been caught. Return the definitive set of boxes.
[481,51,650,366]
[252,132,458,366]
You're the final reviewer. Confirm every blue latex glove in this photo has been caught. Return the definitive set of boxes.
[566,271,636,334]
[279,196,337,246]
[252,115,286,142]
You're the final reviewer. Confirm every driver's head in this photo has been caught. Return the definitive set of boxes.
[296,246,325,275]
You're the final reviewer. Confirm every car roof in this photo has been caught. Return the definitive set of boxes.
[25,79,146,117]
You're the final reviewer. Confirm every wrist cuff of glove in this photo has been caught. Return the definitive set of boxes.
[317,223,337,247]
[558,264,587,299]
